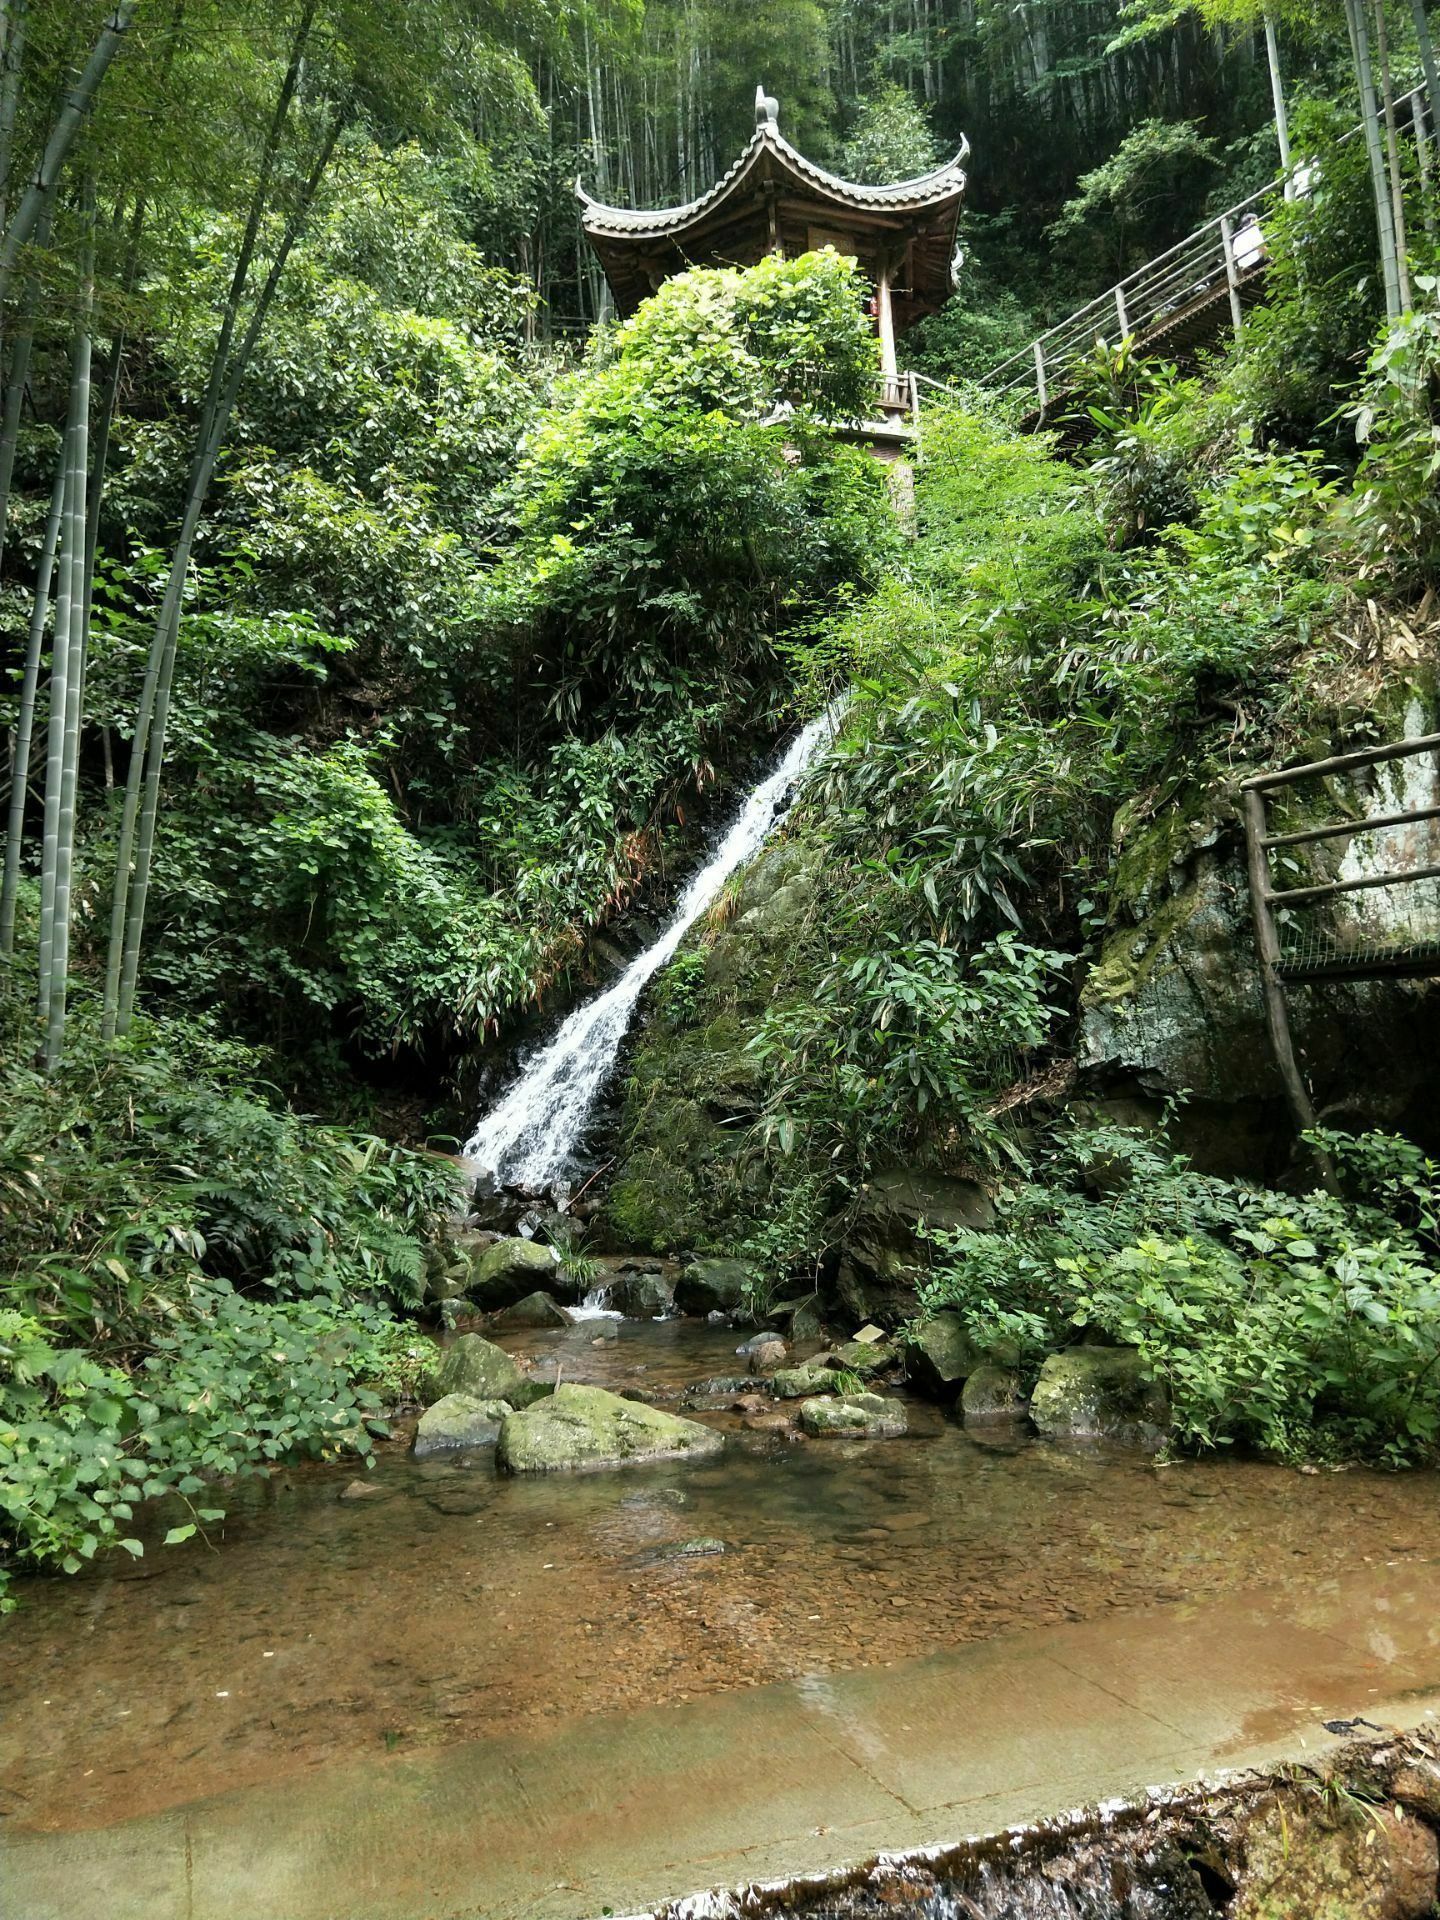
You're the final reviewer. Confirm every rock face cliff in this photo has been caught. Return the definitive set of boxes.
[1081,687,1440,1173]
[602,681,1440,1317]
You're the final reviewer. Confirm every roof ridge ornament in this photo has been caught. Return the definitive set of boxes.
[755,84,779,130]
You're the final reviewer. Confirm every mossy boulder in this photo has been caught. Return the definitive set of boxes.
[413,1393,512,1457]
[836,1171,996,1327]
[676,1257,751,1315]
[467,1236,566,1311]
[496,1383,724,1474]
[613,1265,676,1317]
[903,1311,981,1398]
[826,1338,898,1378]
[491,1291,572,1329]
[1232,1796,1437,1920]
[799,1393,907,1438]
[772,1361,843,1399]
[1029,1344,1169,1447]
[424,1334,547,1409]
[961,1364,1027,1424]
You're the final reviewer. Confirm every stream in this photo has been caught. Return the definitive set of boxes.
[3,1310,1437,1839]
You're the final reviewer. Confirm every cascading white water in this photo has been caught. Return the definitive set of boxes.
[464,705,841,1195]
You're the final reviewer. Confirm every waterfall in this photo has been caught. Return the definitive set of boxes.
[464,705,841,1196]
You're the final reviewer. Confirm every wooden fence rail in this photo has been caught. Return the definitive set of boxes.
[1240,732,1440,1169]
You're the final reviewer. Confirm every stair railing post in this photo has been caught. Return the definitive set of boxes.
[1242,785,1338,1192]
[1113,283,1130,338]
[1033,340,1047,421]
[1219,214,1246,338]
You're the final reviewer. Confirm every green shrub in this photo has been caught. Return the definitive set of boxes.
[919,1124,1440,1465]
[0,1008,461,1607]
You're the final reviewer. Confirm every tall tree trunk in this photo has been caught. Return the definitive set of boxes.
[0,447,62,966]
[0,1,138,312]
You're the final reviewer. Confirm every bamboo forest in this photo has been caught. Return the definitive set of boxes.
[6,2,1440,1916]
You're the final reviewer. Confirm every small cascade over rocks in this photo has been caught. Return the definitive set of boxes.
[464,704,841,1198]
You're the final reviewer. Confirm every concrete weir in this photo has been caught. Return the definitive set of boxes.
[6,1558,1440,1920]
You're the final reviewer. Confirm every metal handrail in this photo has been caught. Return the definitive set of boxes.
[977,85,1428,407]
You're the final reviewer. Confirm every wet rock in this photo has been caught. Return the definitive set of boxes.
[799,1393,908,1438]
[961,1364,1028,1425]
[339,1478,385,1500]
[1030,1344,1170,1447]
[835,1171,996,1328]
[413,1392,513,1457]
[467,1236,567,1311]
[675,1257,751,1315]
[827,1338,897,1378]
[904,1311,980,1398]
[782,1298,827,1343]
[424,1333,547,1410]
[1232,1796,1437,1920]
[490,1291,572,1329]
[497,1383,724,1474]
[748,1338,788,1376]
[771,1361,843,1400]
[613,1267,675,1317]
[743,1408,799,1432]
[1393,1756,1440,1821]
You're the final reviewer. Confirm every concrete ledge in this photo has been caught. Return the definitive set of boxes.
[6,1559,1439,1920]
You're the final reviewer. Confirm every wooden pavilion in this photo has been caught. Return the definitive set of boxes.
[577,88,967,426]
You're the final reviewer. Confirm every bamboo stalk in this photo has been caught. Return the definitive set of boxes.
[0,1,137,310]
[1344,0,1404,319]
[0,448,62,965]
[1372,0,1413,309]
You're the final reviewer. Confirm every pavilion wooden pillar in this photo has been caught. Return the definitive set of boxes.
[876,252,900,409]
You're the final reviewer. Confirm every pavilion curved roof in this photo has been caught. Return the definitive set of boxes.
[576,115,968,242]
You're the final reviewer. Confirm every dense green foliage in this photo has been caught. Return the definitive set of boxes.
[614,159,1440,1463]
[919,1123,1440,1464]
[5,0,1440,1623]
[0,959,459,1608]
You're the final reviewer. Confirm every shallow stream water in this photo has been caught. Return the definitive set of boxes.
[3,1315,1436,1837]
